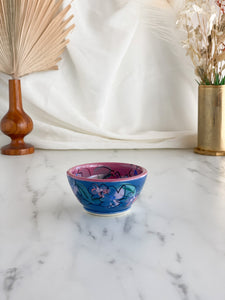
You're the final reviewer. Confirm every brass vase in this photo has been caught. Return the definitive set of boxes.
[195,85,225,156]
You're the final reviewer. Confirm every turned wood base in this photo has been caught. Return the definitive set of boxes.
[1,143,35,156]
[1,79,34,156]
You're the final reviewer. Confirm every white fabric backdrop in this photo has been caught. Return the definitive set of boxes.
[0,0,197,150]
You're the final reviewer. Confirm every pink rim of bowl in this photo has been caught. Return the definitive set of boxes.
[67,162,148,183]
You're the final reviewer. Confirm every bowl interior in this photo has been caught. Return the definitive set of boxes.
[67,162,146,181]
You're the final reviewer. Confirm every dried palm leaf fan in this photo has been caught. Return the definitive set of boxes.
[0,0,75,155]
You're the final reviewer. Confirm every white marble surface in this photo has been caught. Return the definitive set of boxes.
[0,149,225,300]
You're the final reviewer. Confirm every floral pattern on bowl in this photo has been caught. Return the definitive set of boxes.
[67,162,148,216]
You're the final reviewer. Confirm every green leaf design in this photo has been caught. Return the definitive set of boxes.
[123,184,136,198]
[76,181,92,201]
[75,182,100,205]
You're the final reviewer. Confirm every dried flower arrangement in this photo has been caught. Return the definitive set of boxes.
[177,0,225,85]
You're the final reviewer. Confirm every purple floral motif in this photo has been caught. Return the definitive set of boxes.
[68,176,138,210]
[89,184,125,208]
[90,184,110,199]
[102,186,125,208]
[74,168,91,178]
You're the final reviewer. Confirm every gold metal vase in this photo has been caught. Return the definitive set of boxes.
[195,85,225,156]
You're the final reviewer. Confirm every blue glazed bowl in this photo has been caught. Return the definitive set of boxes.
[67,162,148,216]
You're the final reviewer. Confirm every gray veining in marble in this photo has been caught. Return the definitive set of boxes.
[0,149,225,300]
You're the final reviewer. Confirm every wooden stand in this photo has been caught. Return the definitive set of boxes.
[1,79,34,155]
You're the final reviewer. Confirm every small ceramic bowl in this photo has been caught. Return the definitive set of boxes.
[67,162,148,216]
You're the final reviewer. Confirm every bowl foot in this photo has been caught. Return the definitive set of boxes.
[84,208,130,217]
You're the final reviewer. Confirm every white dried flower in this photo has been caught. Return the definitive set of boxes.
[192,4,202,13]
[177,0,225,84]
